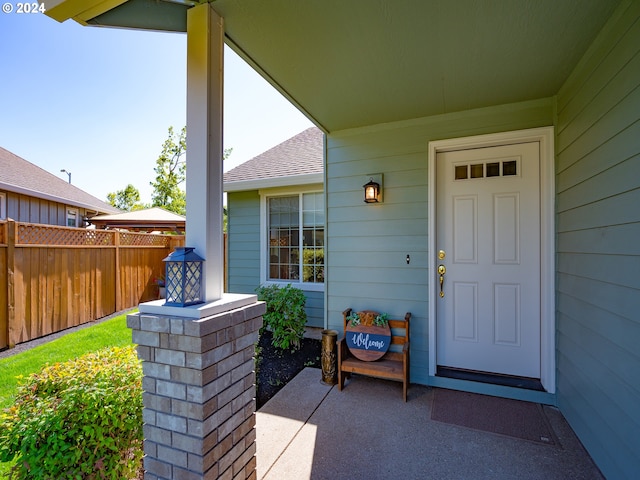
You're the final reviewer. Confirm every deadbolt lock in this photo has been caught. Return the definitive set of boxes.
[438,250,446,260]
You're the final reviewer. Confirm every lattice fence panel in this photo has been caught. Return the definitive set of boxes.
[17,224,115,246]
[120,231,171,247]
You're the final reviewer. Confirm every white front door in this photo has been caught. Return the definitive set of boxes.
[436,142,541,378]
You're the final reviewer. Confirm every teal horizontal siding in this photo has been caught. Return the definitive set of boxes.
[558,223,640,255]
[557,152,639,212]
[558,252,640,291]
[227,191,261,295]
[557,120,640,193]
[556,1,640,478]
[325,96,555,388]
[303,290,324,328]
[558,188,640,231]
[226,190,325,328]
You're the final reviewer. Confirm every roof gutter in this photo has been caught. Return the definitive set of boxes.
[223,172,323,192]
[91,222,185,229]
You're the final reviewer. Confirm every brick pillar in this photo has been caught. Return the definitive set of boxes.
[127,301,265,480]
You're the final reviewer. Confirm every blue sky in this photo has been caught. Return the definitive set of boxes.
[0,9,313,204]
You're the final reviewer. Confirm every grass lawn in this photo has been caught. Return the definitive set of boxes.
[0,310,136,477]
[0,310,136,409]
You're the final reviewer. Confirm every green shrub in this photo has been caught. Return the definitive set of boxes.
[0,346,143,480]
[256,283,307,351]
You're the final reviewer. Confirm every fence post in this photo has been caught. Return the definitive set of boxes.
[115,230,121,312]
[168,235,183,252]
[6,219,16,348]
[0,221,8,349]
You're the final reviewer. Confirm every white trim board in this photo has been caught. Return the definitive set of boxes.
[0,192,6,220]
[428,127,556,394]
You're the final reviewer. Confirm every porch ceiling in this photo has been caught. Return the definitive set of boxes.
[46,0,621,132]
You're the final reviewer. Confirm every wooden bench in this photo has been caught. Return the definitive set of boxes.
[337,308,411,401]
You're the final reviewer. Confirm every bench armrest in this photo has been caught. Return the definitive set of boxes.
[337,337,350,363]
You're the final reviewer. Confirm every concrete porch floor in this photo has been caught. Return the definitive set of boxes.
[256,368,603,480]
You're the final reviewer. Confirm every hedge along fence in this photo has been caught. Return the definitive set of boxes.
[0,220,185,349]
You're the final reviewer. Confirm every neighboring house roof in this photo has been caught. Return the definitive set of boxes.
[224,127,323,192]
[89,207,185,232]
[0,146,120,214]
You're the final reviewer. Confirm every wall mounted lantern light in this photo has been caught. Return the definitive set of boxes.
[163,247,205,307]
[363,175,382,203]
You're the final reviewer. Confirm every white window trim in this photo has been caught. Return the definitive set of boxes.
[0,192,6,220]
[259,185,325,292]
[67,208,79,227]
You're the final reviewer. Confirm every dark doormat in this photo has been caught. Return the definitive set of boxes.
[431,388,557,445]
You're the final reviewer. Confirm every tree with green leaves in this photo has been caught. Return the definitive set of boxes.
[106,184,146,212]
[150,126,187,215]
[107,127,232,217]
[149,126,233,216]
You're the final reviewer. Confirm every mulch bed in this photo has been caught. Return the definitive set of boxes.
[255,331,322,409]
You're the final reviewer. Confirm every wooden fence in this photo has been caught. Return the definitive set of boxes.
[0,220,186,349]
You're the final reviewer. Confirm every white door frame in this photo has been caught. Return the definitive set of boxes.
[428,127,555,393]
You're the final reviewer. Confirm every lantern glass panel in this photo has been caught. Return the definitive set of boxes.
[165,261,184,304]
[184,261,203,304]
[366,185,376,200]
[163,247,204,307]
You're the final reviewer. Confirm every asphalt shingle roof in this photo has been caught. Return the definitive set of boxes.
[0,146,120,214]
[223,127,323,184]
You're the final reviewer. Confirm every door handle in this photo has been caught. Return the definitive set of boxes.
[438,264,446,298]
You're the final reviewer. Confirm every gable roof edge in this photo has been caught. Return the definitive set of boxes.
[224,173,323,192]
[0,180,119,214]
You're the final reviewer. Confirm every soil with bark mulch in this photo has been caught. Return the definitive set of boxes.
[255,331,322,409]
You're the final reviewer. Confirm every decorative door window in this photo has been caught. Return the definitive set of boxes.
[454,159,518,180]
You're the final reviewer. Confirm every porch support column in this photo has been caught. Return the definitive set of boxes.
[128,302,265,479]
[186,2,224,301]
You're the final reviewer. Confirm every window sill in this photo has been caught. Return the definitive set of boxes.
[261,280,324,293]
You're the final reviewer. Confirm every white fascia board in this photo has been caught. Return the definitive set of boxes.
[0,181,117,214]
[44,0,129,24]
[224,173,323,192]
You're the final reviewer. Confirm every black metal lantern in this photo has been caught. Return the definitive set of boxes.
[163,247,204,307]
[363,177,380,203]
